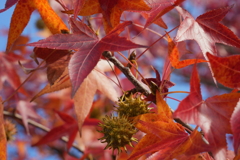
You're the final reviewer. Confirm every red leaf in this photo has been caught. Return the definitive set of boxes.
[0,52,27,95]
[33,111,78,151]
[17,100,39,134]
[27,19,146,97]
[230,101,240,155]
[175,6,240,59]
[174,65,240,159]
[73,0,85,19]
[207,52,240,89]
[73,60,119,133]
[143,0,185,28]
[0,0,18,13]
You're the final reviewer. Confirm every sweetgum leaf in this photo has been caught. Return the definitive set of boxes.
[143,0,185,28]
[6,0,68,51]
[167,34,207,69]
[129,92,210,159]
[174,64,240,159]
[28,20,146,97]
[175,6,240,59]
[207,52,240,89]
[230,101,240,155]
[33,110,78,151]
[64,0,151,33]
[0,0,18,13]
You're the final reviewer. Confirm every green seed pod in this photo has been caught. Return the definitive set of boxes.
[116,95,151,118]
[98,115,137,153]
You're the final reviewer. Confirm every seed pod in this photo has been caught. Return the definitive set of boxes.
[116,95,151,118]
[98,115,137,153]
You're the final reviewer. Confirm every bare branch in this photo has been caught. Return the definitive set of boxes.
[3,111,84,154]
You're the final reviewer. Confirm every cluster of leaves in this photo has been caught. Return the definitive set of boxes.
[1,0,240,159]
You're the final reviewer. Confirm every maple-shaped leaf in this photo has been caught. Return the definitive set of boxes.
[0,52,27,95]
[175,6,240,59]
[128,92,210,159]
[167,34,207,69]
[230,101,240,156]
[72,0,85,19]
[173,64,240,159]
[31,60,119,133]
[6,0,68,51]
[0,0,18,13]
[64,0,151,33]
[141,12,167,29]
[28,19,146,97]
[33,110,78,150]
[33,48,72,84]
[73,60,119,132]
[207,52,240,89]
[143,0,185,28]
[17,100,40,135]
[0,97,7,160]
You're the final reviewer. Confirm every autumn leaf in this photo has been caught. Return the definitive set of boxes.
[0,0,18,13]
[64,0,151,33]
[174,64,240,159]
[128,92,210,160]
[28,19,146,97]
[0,97,7,160]
[230,100,240,156]
[33,110,78,150]
[17,100,40,135]
[207,52,240,89]
[142,68,175,101]
[31,60,119,133]
[33,48,72,84]
[175,6,240,59]
[167,34,207,69]
[6,0,68,51]
[73,60,119,133]
[30,68,71,102]
[0,52,27,95]
[143,0,185,28]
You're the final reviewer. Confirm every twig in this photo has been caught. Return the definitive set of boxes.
[3,111,84,154]
[102,51,150,96]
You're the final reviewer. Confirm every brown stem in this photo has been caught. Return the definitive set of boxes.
[3,111,84,154]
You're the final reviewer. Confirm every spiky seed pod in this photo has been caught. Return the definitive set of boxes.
[4,119,17,141]
[98,115,137,153]
[116,95,151,118]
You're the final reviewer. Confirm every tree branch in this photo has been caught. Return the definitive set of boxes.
[3,111,84,154]
[102,51,150,95]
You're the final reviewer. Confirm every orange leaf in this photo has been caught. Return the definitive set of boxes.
[6,0,68,52]
[156,91,172,118]
[6,0,35,51]
[0,97,7,160]
[64,0,151,33]
[207,52,240,89]
[167,34,207,69]
[31,0,68,34]
[30,68,71,102]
